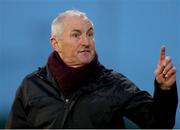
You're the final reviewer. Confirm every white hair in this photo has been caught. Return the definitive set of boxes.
[51,10,93,38]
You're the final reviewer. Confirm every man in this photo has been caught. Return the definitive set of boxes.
[6,10,178,128]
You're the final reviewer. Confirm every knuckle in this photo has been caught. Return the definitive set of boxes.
[166,56,171,61]
[173,67,176,72]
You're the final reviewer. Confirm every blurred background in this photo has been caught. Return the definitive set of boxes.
[0,0,179,128]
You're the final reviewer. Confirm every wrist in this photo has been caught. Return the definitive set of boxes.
[159,85,171,91]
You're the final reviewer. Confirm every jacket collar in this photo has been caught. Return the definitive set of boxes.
[36,62,112,99]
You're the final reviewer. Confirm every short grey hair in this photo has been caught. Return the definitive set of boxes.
[51,10,93,38]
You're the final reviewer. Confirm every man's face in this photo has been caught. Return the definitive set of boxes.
[53,16,96,68]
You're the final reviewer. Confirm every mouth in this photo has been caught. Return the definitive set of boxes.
[79,50,90,53]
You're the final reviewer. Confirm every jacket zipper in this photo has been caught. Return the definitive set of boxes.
[60,98,70,128]
[60,94,82,128]
[35,72,82,128]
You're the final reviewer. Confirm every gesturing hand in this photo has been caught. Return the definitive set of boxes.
[154,46,176,90]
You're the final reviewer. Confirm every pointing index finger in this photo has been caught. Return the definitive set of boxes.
[159,46,166,65]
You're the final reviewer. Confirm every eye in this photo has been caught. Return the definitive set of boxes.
[88,32,94,37]
[71,33,80,38]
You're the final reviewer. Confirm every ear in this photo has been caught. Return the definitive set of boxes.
[50,36,61,52]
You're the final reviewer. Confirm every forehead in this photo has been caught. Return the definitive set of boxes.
[62,16,93,31]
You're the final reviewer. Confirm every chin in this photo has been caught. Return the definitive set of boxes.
[79,56,93,64]
[81,59,92,65]
[78,52,95,64]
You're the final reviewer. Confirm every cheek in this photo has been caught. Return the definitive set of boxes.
[90,41,95,49]
[62,44,78,56]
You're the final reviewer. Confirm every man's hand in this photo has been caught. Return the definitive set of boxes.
[154,46,176,90]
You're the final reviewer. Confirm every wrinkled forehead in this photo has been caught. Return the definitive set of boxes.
[62,16,93,31]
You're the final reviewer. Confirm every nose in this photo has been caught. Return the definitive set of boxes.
[81,35,89,46]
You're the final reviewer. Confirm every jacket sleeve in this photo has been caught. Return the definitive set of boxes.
[6,83,31,128]
[152,80,178,128]
[123,80,178,129]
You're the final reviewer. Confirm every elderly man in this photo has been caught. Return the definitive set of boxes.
[6,10,177,128]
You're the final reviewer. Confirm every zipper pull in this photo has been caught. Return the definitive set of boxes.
[65,99,69,103]
[64,99,70,109]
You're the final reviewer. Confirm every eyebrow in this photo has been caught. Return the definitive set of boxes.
[71,29,81,33]
[87,27,93,32]
[71,27,94,33]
